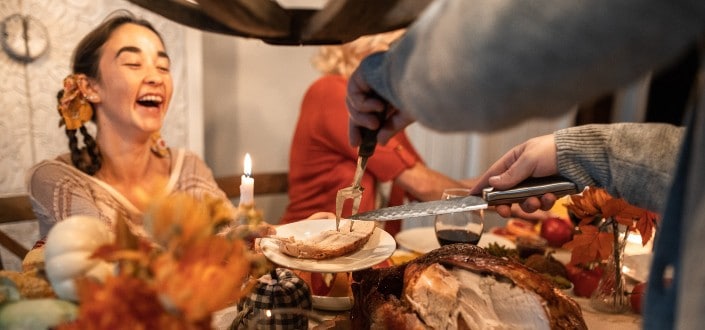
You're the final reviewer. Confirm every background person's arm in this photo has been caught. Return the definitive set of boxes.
[394,162,468,201]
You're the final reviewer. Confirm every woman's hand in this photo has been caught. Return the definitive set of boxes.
[470,134,560,217]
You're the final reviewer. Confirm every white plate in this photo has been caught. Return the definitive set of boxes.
[623,253,652,283]
[395,227,515,254]
[260,219,396,272]
[311,295,354,311]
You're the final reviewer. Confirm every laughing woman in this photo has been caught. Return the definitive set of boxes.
[25,11,232,241]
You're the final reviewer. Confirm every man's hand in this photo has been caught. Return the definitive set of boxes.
[346,60,415,146]
[470,134,560,217]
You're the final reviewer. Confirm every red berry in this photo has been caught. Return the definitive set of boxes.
[630,282,647,314]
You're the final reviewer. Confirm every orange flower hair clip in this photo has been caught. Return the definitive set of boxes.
[58,74,93,130]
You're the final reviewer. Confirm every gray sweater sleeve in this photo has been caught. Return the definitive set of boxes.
[358,0,705,132]
[555,123,684,212]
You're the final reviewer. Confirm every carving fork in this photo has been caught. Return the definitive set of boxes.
[335,104,387,231]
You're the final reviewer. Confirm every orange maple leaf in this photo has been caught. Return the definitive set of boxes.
[601,198,627,219]
[566,194,599,220]
[563,187,660,265]
[563,225,614,265]
[566,187,614,224]
[635,210,658,246]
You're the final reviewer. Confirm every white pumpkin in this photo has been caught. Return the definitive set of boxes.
[44,215,115,301]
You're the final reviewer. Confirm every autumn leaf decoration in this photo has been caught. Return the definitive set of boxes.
[562,187,659,266]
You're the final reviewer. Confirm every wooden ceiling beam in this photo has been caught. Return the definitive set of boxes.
[197,0,290,38]
[128,0,244,36]
[128,0,434,45]
[303,0,433,42]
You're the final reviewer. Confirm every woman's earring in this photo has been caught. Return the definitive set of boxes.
[150,132,169,158]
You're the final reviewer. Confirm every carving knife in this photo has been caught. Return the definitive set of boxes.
[349,176,578,221]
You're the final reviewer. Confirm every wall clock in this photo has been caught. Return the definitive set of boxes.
[1,13,49,63]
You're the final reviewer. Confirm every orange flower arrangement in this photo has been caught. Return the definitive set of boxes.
[563,187,659,266]
[57,193,259,329]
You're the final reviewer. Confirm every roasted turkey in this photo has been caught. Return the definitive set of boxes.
[351,244,586,329]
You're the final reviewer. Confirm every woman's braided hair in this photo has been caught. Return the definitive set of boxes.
[58,89,102,175]
[59,10,164,175]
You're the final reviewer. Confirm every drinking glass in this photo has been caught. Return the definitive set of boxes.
[434,188,484,246]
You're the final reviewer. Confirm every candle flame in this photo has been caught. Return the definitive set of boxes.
[244,153,252,177]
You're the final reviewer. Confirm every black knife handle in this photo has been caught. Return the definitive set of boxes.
[482,176,579,205]
[358,103,389,158]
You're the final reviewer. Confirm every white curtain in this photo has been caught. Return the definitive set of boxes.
[407,110,578,181]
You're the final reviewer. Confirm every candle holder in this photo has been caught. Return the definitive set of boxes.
[232,202,275,254]
[237,202,265,226]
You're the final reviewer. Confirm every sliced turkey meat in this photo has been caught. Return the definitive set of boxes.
[274,219,376,259]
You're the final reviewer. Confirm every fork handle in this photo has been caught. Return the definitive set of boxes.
[358,103,389,158]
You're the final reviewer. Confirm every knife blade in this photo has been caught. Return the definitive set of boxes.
[349,176,578,221]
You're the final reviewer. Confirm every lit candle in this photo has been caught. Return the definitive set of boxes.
[239,153,254,206]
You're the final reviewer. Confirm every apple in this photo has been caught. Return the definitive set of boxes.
[540,217,574,247]
[631,282,647,314]
[566,264,603,298]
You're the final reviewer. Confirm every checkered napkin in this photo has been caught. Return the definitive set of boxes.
[232,268,312,329]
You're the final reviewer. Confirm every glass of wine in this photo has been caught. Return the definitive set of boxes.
[434,188,484,246]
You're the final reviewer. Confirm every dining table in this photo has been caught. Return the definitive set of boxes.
[215,196,652,330]
[212,228,647,329]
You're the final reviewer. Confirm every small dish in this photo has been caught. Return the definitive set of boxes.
[561,282,575,296]
[311,295,354,311]
[515,235,548,259]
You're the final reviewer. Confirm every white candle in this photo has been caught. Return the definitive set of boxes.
[239,153,254,206]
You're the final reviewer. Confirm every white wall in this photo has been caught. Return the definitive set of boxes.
[201,33,319,222]
[406,112,576,181]
[202,34,319,175]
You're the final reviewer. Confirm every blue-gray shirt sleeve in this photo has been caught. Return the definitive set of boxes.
[555,123,684,212]
[358,0,705,132]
